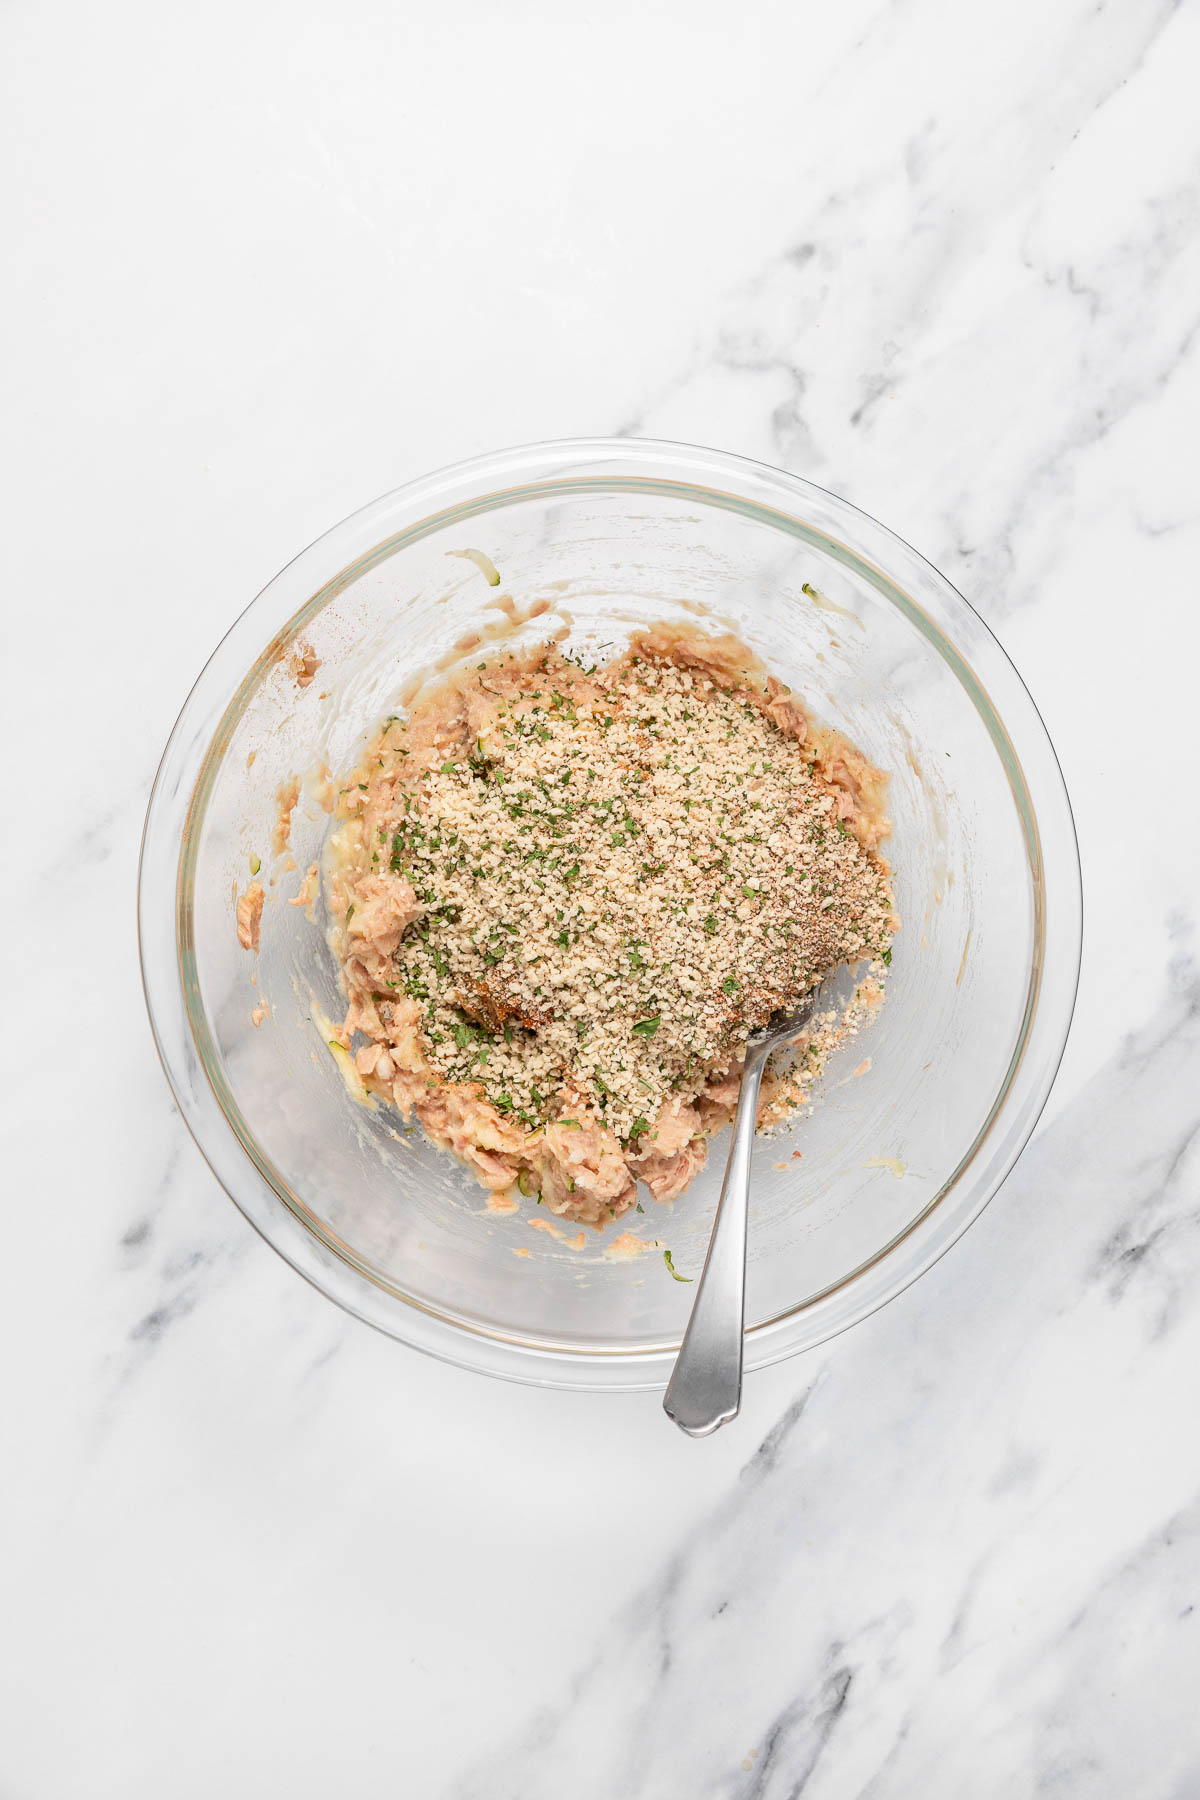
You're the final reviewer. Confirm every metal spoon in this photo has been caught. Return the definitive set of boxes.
[662,991,822,1437]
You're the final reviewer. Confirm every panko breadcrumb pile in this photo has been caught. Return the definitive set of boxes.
[325,626,897,1228]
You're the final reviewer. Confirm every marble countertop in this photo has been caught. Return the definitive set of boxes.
[4,0,1199,1792]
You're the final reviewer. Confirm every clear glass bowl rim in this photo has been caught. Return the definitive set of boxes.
[138,437,1082,1392]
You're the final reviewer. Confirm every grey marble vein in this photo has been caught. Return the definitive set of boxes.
[450,968,1200,1799]
[619,0,1198,627]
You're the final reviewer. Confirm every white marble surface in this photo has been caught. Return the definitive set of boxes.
[3,0,1199,1792]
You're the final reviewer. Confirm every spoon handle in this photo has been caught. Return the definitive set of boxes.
[662,1047,768,1436]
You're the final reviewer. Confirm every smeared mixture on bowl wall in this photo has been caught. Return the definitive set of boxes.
[325,626,897,1228]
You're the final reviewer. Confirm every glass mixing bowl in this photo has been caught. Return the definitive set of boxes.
[139,439,1081,1390]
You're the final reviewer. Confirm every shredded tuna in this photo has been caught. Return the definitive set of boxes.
[288,861,319,912]
[236,882,264,951]
[273,778,300,855]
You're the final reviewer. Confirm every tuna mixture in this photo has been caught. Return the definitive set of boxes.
[325,625,897,1229]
